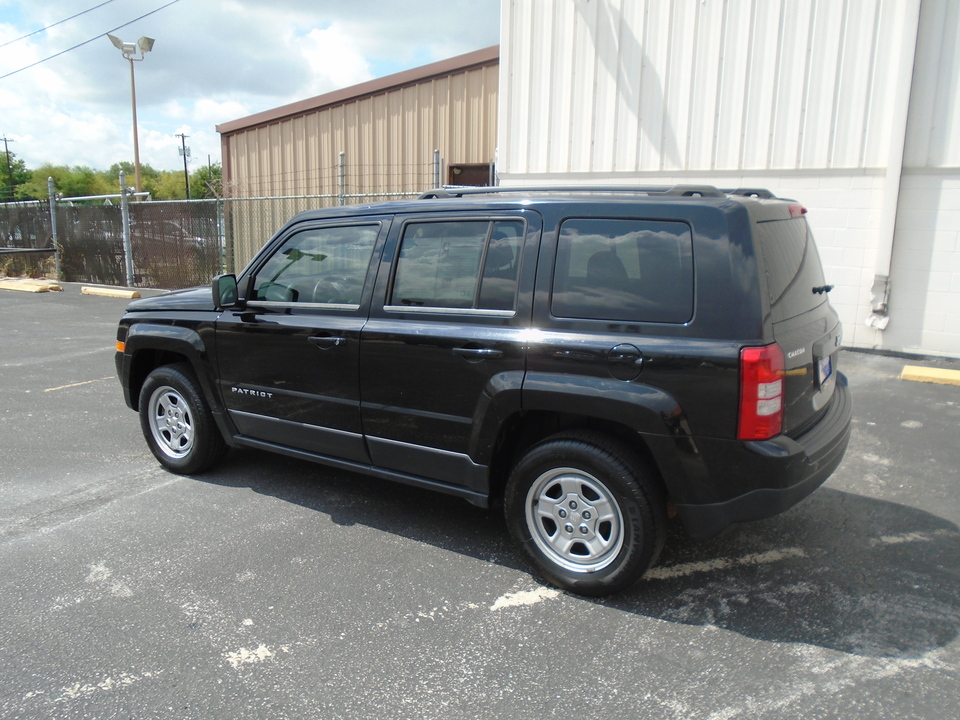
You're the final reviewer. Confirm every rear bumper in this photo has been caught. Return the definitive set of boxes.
[675,373,852,538]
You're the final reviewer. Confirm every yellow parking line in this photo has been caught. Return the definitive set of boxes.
[44,376,115,392]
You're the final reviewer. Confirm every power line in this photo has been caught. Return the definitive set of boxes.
[0,0,118,50]
[0,0,181,82]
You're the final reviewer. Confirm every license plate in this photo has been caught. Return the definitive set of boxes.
[817,355,833,386]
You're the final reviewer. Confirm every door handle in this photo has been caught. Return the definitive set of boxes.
[308,335,346,350]
[452,347,503,360]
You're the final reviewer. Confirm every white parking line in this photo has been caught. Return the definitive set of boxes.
[490,586,561,611]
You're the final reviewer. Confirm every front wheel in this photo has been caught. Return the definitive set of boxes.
[504,431,666,596]
[138,363,227,475]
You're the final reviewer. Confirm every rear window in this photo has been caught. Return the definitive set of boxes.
[755,217,827,322]
[551,218,694,323]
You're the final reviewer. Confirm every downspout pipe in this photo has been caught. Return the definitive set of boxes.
[868,0,923,331]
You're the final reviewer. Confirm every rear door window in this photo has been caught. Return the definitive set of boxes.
[390,220,524,311]
[551,218,694,323]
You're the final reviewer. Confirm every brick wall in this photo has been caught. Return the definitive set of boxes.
[883,174,960,357]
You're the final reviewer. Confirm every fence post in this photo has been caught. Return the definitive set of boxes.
[217,198,229,274]
[46,177,61,280]
[119,171,134,287]
[433,149,441,188]
[338,151,345,206]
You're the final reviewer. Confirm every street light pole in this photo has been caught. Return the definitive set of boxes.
[108,34,155,194]
[128,56,142,193]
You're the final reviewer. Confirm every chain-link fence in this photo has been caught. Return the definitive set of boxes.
[0,191,422,289]
[0,152,472,289]
[0,201,53,278]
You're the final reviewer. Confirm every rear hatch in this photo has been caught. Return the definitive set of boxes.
[753,205,842,437]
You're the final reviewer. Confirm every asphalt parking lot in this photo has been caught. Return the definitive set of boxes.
[1,282,958,719]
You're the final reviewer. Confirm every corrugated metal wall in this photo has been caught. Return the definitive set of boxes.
[499,0,948,175]
[903,0,960,169]
[222,62,499,199]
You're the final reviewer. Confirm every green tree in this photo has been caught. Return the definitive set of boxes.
[12,159,224,201]
[1,151,30,202]
[190,162,222,199]
[16,164,113,200]
[104,162,162,195]
[152,170,188,200]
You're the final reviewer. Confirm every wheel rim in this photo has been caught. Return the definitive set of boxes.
[147,384,195,459]
[525,467,625,573]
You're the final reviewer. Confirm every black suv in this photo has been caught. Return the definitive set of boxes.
[116,185,852,596]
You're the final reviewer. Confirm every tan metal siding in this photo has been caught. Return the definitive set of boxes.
[222,57,498,199]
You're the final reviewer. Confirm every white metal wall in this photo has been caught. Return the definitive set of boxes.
[499,0,960,357]
[500,0,921,175]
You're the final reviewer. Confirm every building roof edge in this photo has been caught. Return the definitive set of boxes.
[216,44,499,135]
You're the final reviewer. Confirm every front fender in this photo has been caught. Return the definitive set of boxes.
[119,321,218,413]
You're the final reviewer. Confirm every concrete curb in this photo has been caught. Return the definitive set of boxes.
[901,365,960,387]
[0,278,62,292]
[81,286,141,299]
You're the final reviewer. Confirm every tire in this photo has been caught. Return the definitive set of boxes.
[138,363,228,475]
[504,431,666,596]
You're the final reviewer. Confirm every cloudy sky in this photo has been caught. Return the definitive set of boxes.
[0,0,500,173]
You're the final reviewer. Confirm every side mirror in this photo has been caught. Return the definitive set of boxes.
[212,273,240,309]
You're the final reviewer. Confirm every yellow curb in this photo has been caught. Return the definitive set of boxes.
[81,286,141,299]
[901,365,960,387]
[0,278,62,292]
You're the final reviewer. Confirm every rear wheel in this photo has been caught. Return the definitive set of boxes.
[139,363,227,474]
[504,431,666,596]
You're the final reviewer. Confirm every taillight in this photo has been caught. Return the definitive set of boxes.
[738,344,785,441]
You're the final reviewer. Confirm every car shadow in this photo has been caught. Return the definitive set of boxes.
[196,449,960,660]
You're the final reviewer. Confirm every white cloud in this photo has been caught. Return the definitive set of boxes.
[301,24,373,95]
[193,99,250,127]
[0,0,499,171]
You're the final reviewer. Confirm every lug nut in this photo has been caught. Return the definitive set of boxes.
[558,509,567,518]
[569,501,578,510]
[582,511,591,520]
[564,524,574,534]
[579,525,589,534]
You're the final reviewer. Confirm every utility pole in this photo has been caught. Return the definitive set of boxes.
[2,136,14,202]
[176,133,190,199]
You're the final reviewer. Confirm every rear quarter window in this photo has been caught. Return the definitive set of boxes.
[755,217,827,322]
[551,218,694,323]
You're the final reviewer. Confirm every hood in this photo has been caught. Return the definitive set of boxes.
[125,286,214,312]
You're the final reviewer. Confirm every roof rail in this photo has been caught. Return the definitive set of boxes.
[418,184,727,200]
[724,188,776,199]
